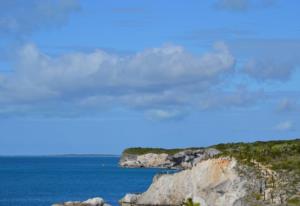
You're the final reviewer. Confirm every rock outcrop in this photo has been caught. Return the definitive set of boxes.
[119,148,220,169]
[120,158,247,206]
[120,157,292,206]
[120,193,141,206]
[53,197,111,206]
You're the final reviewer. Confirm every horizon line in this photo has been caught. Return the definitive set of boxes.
[0,153,121,157]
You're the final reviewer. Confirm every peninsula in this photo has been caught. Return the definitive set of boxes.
[119,139,300,206]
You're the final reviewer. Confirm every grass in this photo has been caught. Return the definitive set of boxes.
[213,139,300,173]
[287,196,300,205]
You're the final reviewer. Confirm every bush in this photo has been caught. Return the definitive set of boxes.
[182,198,200,206]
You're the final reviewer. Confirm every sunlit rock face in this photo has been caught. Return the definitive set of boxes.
[120,153,172,168]
[119,148,220,169]
[53,197,111,206]
[120,158,247,206]
[120,156,296,206]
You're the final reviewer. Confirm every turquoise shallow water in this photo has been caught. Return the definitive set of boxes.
[0,156,166,206]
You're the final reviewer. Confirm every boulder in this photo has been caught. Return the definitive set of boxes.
[83,197,104,206]
[53,197,110,206]
[120,193,141,204]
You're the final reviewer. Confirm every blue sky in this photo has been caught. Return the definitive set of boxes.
[0,0,300,155]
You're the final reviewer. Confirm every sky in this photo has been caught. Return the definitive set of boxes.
[0,0,300,155]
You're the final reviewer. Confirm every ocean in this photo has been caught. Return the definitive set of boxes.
[0,156,167,206]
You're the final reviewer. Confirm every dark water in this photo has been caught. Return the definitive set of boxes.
[0,156,167,206]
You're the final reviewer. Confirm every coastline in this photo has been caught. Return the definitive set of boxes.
[117,139,300,206]
[53,139,300,206]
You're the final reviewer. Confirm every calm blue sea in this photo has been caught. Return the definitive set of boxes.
[0,156,167,206]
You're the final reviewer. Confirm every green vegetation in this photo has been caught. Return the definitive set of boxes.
[287,196,300,205]
[124,140,300,173]
[124,140,300,174]
[182,198,200,206]
[213,139,300,173]
[123,147,201,155]
[213,139,300,205]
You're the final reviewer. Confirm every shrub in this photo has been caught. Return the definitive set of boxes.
[182,198,200,206]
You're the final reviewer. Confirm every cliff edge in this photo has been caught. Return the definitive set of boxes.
[120,139,300,206]
[119,148,220,169]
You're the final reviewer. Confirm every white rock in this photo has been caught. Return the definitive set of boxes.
[65,201,81,205]
[192,196,207,206]
[121,158,248,206]
[136,153,171,168]
[53,197,107,206]
[120,149,221,169]
[121,193,141,203]
[82,197,104,206]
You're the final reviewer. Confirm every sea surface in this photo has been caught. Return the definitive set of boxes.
[0,156,169,206]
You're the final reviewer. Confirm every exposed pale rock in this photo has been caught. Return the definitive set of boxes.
[120,158,248,206]
[137,153,171,168]
[119,148,221,169]
[120,193,141,204]
[192,196,207,206]
[83,197,104,206]
[119,152,174,168]
[120,156,293,206]
[53,197,110,206]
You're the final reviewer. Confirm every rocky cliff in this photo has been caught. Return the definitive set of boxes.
[120,158,247,206]
[119,148,220,169]
[119,140,300,206]
[120,157,298,206]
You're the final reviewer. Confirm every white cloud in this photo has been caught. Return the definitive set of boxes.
[274,120,294,132]
[0,42,236,118]
[146,109,187,121]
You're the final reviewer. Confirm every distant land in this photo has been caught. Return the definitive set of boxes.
[118,138,300,206]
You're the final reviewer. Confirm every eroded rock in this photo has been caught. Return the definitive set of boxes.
[120,156,294,206]
[53,197,110,206]
[119,148,221,169]
[120,158,248,206]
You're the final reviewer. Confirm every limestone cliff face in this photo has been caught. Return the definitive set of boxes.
[120,158,247,206]
[120,157,292,206]
[119,148,220,169]
[120,153,171,168]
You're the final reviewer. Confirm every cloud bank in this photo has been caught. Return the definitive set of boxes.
[0,42,238,117]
